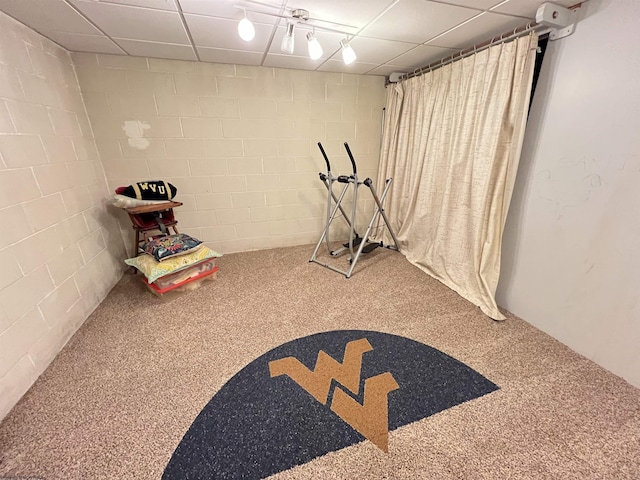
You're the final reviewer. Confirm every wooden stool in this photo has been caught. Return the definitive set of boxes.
[125,201,183,255]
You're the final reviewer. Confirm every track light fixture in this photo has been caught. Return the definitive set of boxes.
[340,39,357,65]
[237,9,255,42]
[307,30,323,60]
[280,21,295,54]
[234,4,358,65]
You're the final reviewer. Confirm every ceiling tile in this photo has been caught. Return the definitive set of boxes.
[490,0,538,18]
[68,0,190,44]
[388,44,459,68]
[197,47,264,66]
[178,0,256,18]
[179,0,278,24]
[179,0,285,27]
[97,0,178,11]
[185,14,274,51]
[0,0,101,35]
[316,59,382,75]
[278,0,396,34]
[359,0,479,43]
[345,36,417,66]
[437,0,505,10]
[43,31,125,54]
[427,12,526,49]
[114,38,197,60]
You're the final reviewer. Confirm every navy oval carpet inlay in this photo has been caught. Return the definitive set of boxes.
[163,330,499,479]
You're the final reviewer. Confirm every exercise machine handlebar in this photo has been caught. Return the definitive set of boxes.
[343,142,357,175]
[317,142,331,172]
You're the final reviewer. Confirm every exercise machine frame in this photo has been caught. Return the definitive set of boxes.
[310,142,399,278]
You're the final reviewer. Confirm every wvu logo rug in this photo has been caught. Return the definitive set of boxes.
[163,330,498,479]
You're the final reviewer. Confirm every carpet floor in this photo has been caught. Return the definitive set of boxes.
[1,244,639,479]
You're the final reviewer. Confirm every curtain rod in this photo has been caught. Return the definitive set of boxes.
[401,21,542,81]
[400,2,583,82]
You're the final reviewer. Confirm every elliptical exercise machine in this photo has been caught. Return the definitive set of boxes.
[309,142,399,278]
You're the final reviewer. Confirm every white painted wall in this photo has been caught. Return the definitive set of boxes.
[0,12,127,420]
[498,0,640,388]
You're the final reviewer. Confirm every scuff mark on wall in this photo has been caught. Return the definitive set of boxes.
[122,120,150,150]
[533,157,606,219]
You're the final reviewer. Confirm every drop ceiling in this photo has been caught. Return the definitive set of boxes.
[0,0,579,76]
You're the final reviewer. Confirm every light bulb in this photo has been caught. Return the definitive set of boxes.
[307,32,323,60]
[281,21,295,54]
[341,40,357,65]
[238,17,255,42]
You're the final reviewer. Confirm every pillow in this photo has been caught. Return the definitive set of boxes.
[142,234,203,262]
[110,194,170,209]
[125,246,222,283]
[118,181,177,201]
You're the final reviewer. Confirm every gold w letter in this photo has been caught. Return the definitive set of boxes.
[269,338,372,404]
[331,372,399,452]
[268,338,399,452]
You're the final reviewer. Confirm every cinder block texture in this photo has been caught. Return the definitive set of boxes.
[0,12,126,421]
[75,52,386,254]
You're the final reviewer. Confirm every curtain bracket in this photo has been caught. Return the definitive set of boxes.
[536,2,579,40]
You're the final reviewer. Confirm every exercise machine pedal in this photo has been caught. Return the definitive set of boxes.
[342,234,362,249]
[361,242,381,254]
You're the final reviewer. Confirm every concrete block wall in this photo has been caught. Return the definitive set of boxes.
[0,13,126,420]
[73,53,387,254]
[0,16,386,421]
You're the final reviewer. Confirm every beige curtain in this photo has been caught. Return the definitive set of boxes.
[376,33,538,320]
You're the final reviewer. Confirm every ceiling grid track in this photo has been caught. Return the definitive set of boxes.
[175,0,201,62]
[62,0,129,55]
